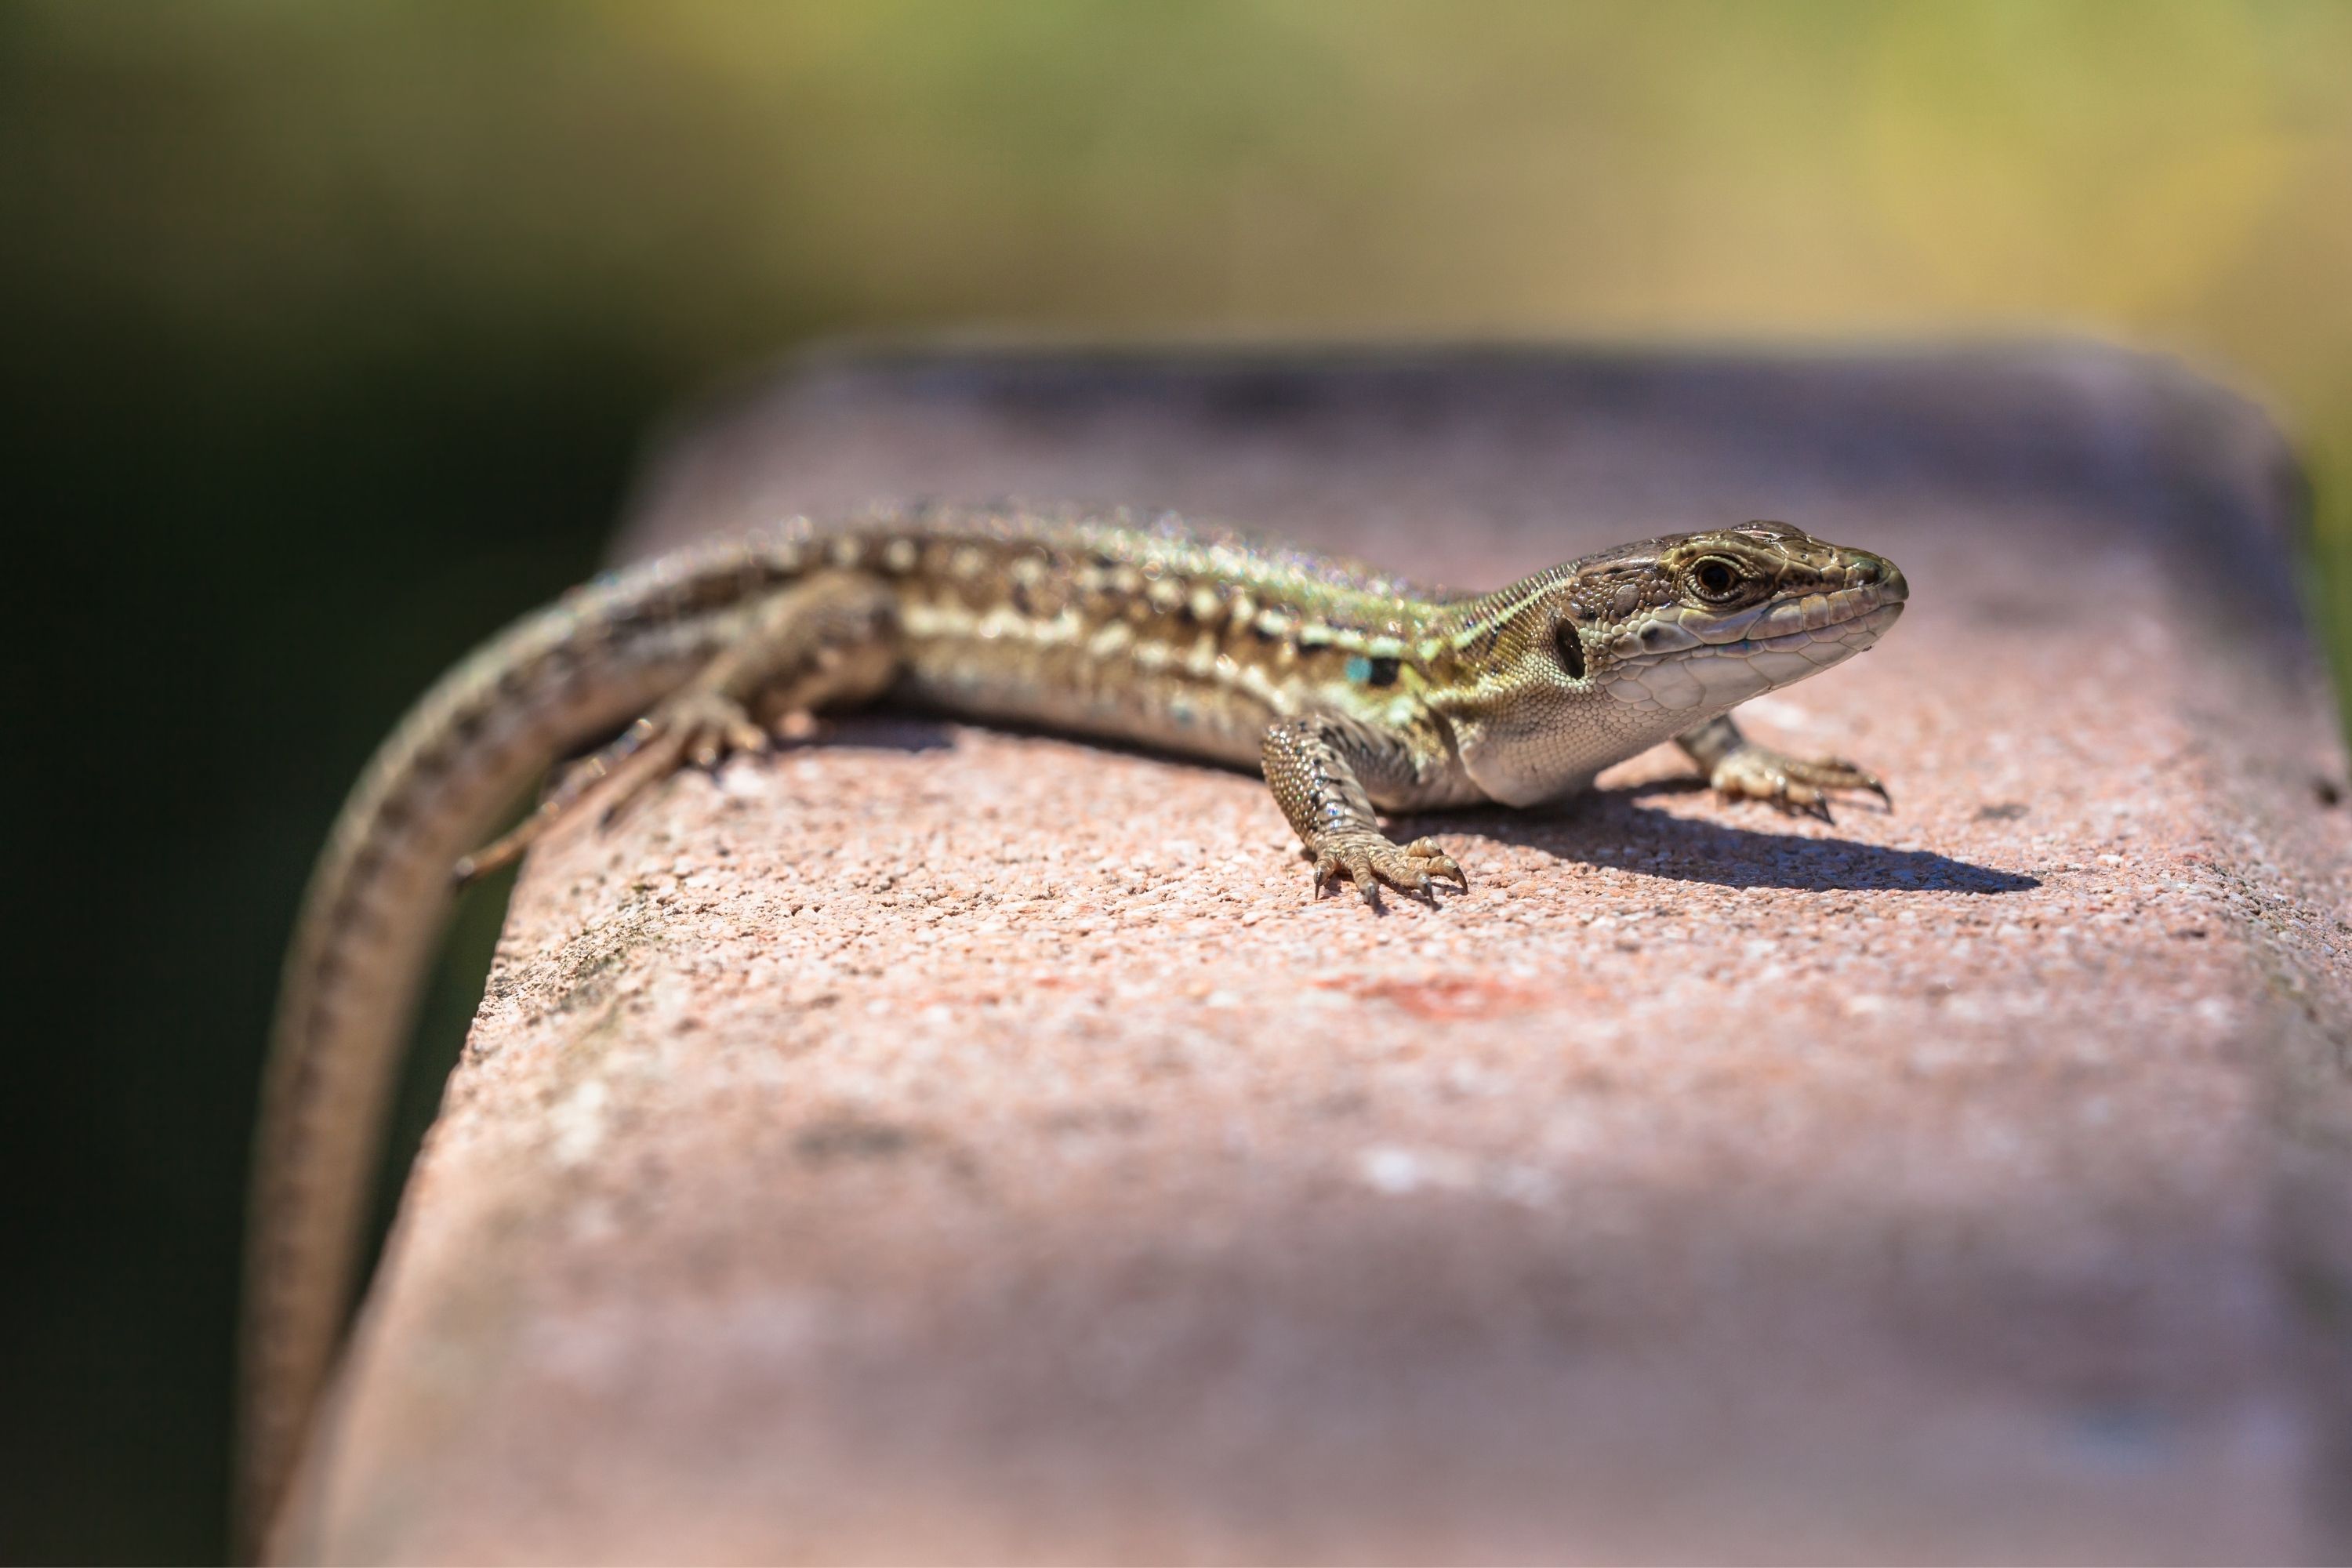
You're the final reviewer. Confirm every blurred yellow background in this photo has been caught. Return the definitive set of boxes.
[13,0,2350,684]
[5,4,2347,1559]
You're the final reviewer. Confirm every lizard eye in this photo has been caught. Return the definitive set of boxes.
[1690,557,1744,604]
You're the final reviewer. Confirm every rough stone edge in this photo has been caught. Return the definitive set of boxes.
[303,339,2352,1559]
[615,336,2352,1548]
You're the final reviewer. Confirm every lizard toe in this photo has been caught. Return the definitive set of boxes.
[1399,838,1468,888]
[1308,830,1469,905]
[1711,742,1884,821]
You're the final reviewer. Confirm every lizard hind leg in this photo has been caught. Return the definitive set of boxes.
[455,569,902,884]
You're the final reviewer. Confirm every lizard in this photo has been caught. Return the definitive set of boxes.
[240,503,1906,1552]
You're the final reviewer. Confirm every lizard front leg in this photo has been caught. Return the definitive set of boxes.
[1676,711,1889,821]
[1261,714,1466,903]
[456,569,902,881]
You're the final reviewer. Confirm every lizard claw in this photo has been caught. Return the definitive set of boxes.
[1309,830,1468,905]
[1708,743,1889,822]
[1398,837,1468,889]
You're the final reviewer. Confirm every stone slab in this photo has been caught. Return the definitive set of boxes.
[290,345,2352,1563]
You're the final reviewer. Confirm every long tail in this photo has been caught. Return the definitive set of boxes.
[237,553,762,1556]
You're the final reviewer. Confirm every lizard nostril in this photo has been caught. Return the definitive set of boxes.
[1849,556,1882,586]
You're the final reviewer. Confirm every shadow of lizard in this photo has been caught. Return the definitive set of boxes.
[1395,782,2038,896]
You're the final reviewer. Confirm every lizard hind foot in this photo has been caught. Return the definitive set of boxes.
[1708,742,1889,823]
[453,691,768,886]
[1310,831,1468,906]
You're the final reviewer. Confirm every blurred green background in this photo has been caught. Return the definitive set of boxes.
[5,2,2347,1559]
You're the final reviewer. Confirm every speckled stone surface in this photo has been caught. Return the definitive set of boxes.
[292,347,2352,1563]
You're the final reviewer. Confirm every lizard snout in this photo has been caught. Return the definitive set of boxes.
[1843,550,1907,603]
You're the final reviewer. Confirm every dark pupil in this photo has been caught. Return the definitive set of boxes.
[1700,563,1733,594]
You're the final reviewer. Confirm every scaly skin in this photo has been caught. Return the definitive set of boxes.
[241,504,1906,1554]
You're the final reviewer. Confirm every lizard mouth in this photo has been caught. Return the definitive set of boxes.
[1620,573,1906,667]
[1601,566,1905,713]
[1702,586,1904,660]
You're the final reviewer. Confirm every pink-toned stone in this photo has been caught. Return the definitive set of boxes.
[291,348,2352,1563]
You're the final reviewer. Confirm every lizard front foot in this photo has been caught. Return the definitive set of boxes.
[1309,831,1468,904]
[1708,743,1889,822]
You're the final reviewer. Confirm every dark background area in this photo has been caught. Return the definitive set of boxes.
[3,5,2347,1560]
[5,311,662,1561]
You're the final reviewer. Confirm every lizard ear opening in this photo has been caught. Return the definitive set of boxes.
[1554,619,1586,681]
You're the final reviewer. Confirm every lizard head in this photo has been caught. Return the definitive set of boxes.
[1429,521,1907,806]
